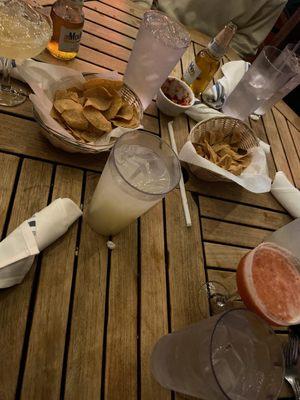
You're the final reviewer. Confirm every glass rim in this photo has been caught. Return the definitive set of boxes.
[143,9,191,49]
[111,130,181,197]
[209,308,284,400]
[262,45,293,75]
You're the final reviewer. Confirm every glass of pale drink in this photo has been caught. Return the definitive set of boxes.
[223,46,297,120]
[86,131,181,236]
[0,0,52,106]
[124,10,190,110]
[151,309,284,400]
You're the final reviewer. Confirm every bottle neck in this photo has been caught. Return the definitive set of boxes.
[207,39,226,60]
[208,22,237,60]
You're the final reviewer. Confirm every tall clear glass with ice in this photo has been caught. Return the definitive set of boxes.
[87,131,181,236]
[124,10,190,110]
[151,309,284,400]
[223,46,296,120]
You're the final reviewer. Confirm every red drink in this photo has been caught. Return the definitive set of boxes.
[237,242,300,326]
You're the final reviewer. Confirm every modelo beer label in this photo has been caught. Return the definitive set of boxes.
[183,61,202,84]
[59,26,82,52]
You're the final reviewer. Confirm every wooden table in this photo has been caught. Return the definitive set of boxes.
[0,1,299,399]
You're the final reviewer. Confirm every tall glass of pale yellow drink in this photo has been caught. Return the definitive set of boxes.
[87,131,181,236]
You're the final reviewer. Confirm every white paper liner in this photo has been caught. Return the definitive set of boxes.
[179,138,271,194]
[16,60,142,149]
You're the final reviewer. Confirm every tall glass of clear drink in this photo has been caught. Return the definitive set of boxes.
[151,309,284,400]
[255,44,300,115]
[0,0,52,106]
[86,131,181,236]
[223,46,296,120]
[124,10,190,110]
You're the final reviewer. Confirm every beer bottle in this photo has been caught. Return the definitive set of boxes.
[47,0,84,61]
[183,22,237,97]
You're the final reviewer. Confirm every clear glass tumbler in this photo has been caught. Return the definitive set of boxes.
[255,44,300,115]
[151,309,284,400]
[124,10,190,110]
[86,131,181,236]
[223,46,297,120]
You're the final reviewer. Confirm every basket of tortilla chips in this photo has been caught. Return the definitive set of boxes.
[180,116,266,185]
[32,74,143,153]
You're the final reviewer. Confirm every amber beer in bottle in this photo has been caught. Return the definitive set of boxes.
[47,0,84,60]
[183,22,236,97]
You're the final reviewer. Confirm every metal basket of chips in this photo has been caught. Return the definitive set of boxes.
[33,75,143,154]
[188,116,259,182]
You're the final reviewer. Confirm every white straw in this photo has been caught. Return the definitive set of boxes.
[167,121,192,227]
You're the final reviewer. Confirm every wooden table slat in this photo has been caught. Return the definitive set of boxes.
[20,166,83,400]
[0,159,53,400]
[64,172,108,400]
[0,114,108,172]
[83,16,134,50]
[185,174,285,212]
[0,153,19,237]
[272,107,300,188]
[105,222,138,399]
[165,190,209,330]
[199,196,292,230]
[84,2,138,39]
[262,111,294,184]
[202,218,271,248]
[81,31,132,63]
[97,0,145,19]
[86,1,141,29]
[140,203,171,400]
[204,242,249,270]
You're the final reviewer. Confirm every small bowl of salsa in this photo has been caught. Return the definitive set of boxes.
[157,76,195,117]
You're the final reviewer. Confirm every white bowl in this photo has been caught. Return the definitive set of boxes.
[156,76,195,117]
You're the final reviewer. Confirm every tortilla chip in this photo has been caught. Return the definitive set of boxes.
[68,87,83,96]
[112,107,139,129]
[68,128,85,142]
[83,78,123,92]
[54,99,82,114]
[84,86,112,100]
[85,96,112,111]
[217,154,232,169]
[193,143,206,157]
[103,94,123,120]
[228,163,244,176]
[61,109,89,130]
[116,103,134,121]
[204,140,218,164]
[80,127,105,143]
[83,106,112,132]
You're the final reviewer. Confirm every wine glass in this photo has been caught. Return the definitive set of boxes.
[0,0,52,106]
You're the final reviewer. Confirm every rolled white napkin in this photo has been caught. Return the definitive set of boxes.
[271,171,300,218]
[0,198,82,288]
[202,60,251,109]
[185,102,223,123]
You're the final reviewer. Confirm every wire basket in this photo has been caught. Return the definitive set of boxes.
[33,78,143,154]
[188,116,259,182]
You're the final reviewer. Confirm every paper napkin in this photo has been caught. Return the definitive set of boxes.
[202,60,251,109]
[271,171,300,218]
[0,198,82,288]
